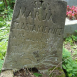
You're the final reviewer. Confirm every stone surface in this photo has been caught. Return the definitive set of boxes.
[64,0,77,6]
[0,70,13,77]
[3,0,67,74]
[64,18,77,37]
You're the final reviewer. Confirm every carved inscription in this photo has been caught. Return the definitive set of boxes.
[8,7,64,67]
[12,9,63,38]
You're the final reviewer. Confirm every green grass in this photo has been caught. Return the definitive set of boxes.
[0,27,10,72]
[0,59,4,72]
[0,0,14,73]
[62,47,77,77]
[0,9,12,72]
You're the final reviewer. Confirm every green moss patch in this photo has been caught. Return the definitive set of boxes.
[49,67,65,77]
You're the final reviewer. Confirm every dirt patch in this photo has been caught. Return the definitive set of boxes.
[14,69,35,77]
[14,68,48,77]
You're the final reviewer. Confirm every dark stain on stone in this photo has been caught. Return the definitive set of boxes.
[33,51,39,57]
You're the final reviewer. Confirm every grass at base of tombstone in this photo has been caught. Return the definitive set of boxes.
[48,67,65,77]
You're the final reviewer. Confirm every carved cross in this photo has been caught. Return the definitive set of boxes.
[40,0,44,4]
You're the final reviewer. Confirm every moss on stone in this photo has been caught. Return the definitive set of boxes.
[48,67,65,77]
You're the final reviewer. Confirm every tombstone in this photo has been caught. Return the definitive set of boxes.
[64,0,77,6]
[1,0,67,77]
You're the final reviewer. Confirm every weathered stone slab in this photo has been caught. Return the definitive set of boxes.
[2,0,67,73]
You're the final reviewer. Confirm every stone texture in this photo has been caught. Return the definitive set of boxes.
[64,18,77,38]
[2,0,67,74]
[0,70,13,77]
[64,0,77,6]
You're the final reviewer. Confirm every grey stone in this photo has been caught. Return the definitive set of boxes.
[64,0,77,6]
[2,0,67,73]
[64,18,77,38]
[0,70,13,77]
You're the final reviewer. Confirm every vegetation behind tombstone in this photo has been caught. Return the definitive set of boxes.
[0,0,77,77]
[0,0,15,11]
[0,0,15,22]
[0,0,15,73]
